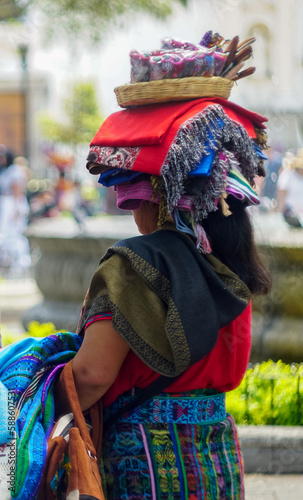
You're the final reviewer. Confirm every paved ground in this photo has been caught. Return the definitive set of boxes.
[245,474,303,499]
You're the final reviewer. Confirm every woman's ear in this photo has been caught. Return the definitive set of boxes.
[132,201,159,234]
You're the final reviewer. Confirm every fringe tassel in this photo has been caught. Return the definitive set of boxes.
[151,175,173,227]
[161,104,261,221]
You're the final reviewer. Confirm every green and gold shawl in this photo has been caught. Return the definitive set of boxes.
[77,225,250,377]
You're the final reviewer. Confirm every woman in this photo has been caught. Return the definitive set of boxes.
[54,92,271,499]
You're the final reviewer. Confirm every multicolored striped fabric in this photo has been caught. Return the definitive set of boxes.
[104,391,226,425]
[84,312,113,331]
[226,167,260,205]
[100,390,244,500]
[0,332,82,500]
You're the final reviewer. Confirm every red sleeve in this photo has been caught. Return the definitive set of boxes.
[102,304,251,407]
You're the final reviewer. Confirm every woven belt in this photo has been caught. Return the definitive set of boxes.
[104,392,226,425]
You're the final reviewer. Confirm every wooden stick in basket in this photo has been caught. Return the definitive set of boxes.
[236,37,256,52]
[232,66,256,81]
[233,45,253,65]
[222,36,239,71]
[224,62,245,80]
[221,45,252,77]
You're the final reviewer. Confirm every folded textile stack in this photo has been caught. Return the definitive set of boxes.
[87,32,267,252]
[87,99,267,220]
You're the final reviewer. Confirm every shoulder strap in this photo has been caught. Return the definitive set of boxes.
[103,374,179,431]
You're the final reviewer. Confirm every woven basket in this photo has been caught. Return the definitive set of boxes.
[114,76,234,107]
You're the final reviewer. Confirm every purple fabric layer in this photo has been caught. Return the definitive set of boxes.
[116,179,194,211]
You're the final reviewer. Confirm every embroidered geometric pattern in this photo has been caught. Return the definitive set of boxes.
[81,293,175,375]
[217,274,251,304]
[100,408,245,500]
[104,392,226,425]
[88,145,141,172]
[78,245,191,376]
[112,246,171,300]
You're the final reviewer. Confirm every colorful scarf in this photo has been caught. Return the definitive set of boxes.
[0,332,82,500]
[226,167,260,205]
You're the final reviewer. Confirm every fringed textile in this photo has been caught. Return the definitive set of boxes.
[87,100,266,222]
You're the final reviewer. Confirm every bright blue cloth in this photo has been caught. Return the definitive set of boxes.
[188,145,215,176]
[188,123,267,178]
[188,117,224,177]
[98,168,142,187]
[254,143,268,160]
[0,337,43,375]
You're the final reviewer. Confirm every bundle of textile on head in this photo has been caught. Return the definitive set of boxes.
[86,33,268,253]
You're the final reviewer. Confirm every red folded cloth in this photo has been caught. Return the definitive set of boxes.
[90,97,267,148]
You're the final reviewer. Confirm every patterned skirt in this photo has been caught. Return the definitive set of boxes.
[100,390,244,500]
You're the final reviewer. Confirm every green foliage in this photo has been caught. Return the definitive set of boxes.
[3,0,189,42]
[27,321,59,337]
[1,321,65,347]
[38,0,189,41]
[38,115,64,143]
[1,327,27,347]
[38,82,103,146]
[226,360,303,426]
[0,0,31,21]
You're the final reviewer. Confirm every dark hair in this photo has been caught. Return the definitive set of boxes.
[202,197,272,295]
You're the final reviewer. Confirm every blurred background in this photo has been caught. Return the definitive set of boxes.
[1,0,303,231]
[1,0,303,166]
[0,0,303,324]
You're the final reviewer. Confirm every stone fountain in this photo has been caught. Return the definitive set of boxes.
[251,210,303,363]
[23,216,139,332]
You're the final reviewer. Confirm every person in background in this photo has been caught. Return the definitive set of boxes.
[54,170,74,212]
[277,149,303,228]
[0,145,31,275]
[14,155,32,185]
[259,147,282,210]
